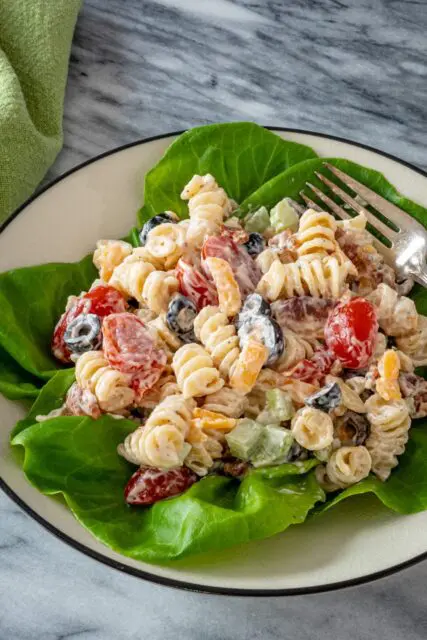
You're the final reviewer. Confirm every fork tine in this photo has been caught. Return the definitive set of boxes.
[323,162,404,229]
[299,191,322,211]
[314,171,397,241]
[305,182,351,220]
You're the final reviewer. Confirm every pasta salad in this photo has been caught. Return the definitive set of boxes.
[47,173,426,506]
[5,123,427,564]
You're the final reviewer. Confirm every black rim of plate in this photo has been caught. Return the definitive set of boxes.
[1,127,427,597]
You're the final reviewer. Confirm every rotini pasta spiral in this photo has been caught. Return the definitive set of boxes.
[181,174,233,247]
[185,438,223,476]
[93,239,133,282]
[337,212,368,232]
[172,343,224,398]
[130,246,165,270]
[367,284,418,337]
[118,394,195,468]
[145,393,194,433]
[185,422,223,476]
[368,285,427,365]
[147,314,182,361]
[396,315,427,367]
[137,366,180,410]
[254,369,318,405]
[75,351,134,412]
[193,306,240,379]
[325,375,367,416]
[373,332,387,361]
[295,209,338,259]
[291,406,334,451]
[184,410,226,475]
[315,464,341,492]
[323,446,372,489]
[257,256,352,301]
[256,248,278,274]
[109,255,154,302]
[144,222,187,270]
[275,330,315,372]
[365,393,411,480]
[202,386,247,418]
[142,270,179,315]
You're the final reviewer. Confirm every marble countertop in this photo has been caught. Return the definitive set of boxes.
[2,0,427,637]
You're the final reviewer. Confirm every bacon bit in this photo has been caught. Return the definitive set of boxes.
[202,235,261,298]
[220,224,249,245]
[223,460,250,478]
[65,383,101,419]
[176,258,219,310]
[286,350,336,384]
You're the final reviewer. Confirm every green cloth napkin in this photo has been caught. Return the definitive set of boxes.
[0,0,82,223]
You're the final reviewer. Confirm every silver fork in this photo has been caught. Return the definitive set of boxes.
[299,162,427,288]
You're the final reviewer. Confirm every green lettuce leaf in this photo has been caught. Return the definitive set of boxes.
[11,415,323,563]
[0,345,41,400]
[240,157,427,220]
[139,122,317,224]
[0,255,96,399]
[10,368,75,439]
[316,426,427,515]
[122,227,142,247]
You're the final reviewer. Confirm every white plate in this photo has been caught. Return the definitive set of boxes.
[1,129,427,596]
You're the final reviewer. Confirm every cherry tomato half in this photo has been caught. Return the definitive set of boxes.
[324,297,378,369]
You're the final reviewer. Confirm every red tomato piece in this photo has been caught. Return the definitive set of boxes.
[51,285,127,364]
[289,350,336,383]
[202,235,261,297]
[130,364,165,402]
[52,302,83,363]
[103,312,167,375]
[176,258,218,310]
[82,284,127,316]
[325,298,378,369]
[124,466,197,505]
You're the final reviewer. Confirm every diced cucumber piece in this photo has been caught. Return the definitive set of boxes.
[244,207,270,233]
[256,390,294,425]
[251,425,294,468]
[270,198,299,233]
[225,419,264,461]
[266,389,295,422]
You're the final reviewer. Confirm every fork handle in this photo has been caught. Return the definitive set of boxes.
[413,267,427,288]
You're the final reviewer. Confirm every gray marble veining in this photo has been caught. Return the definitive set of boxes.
[50,0,427,179]
[1,499,427,640]
[2,0,427,638]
